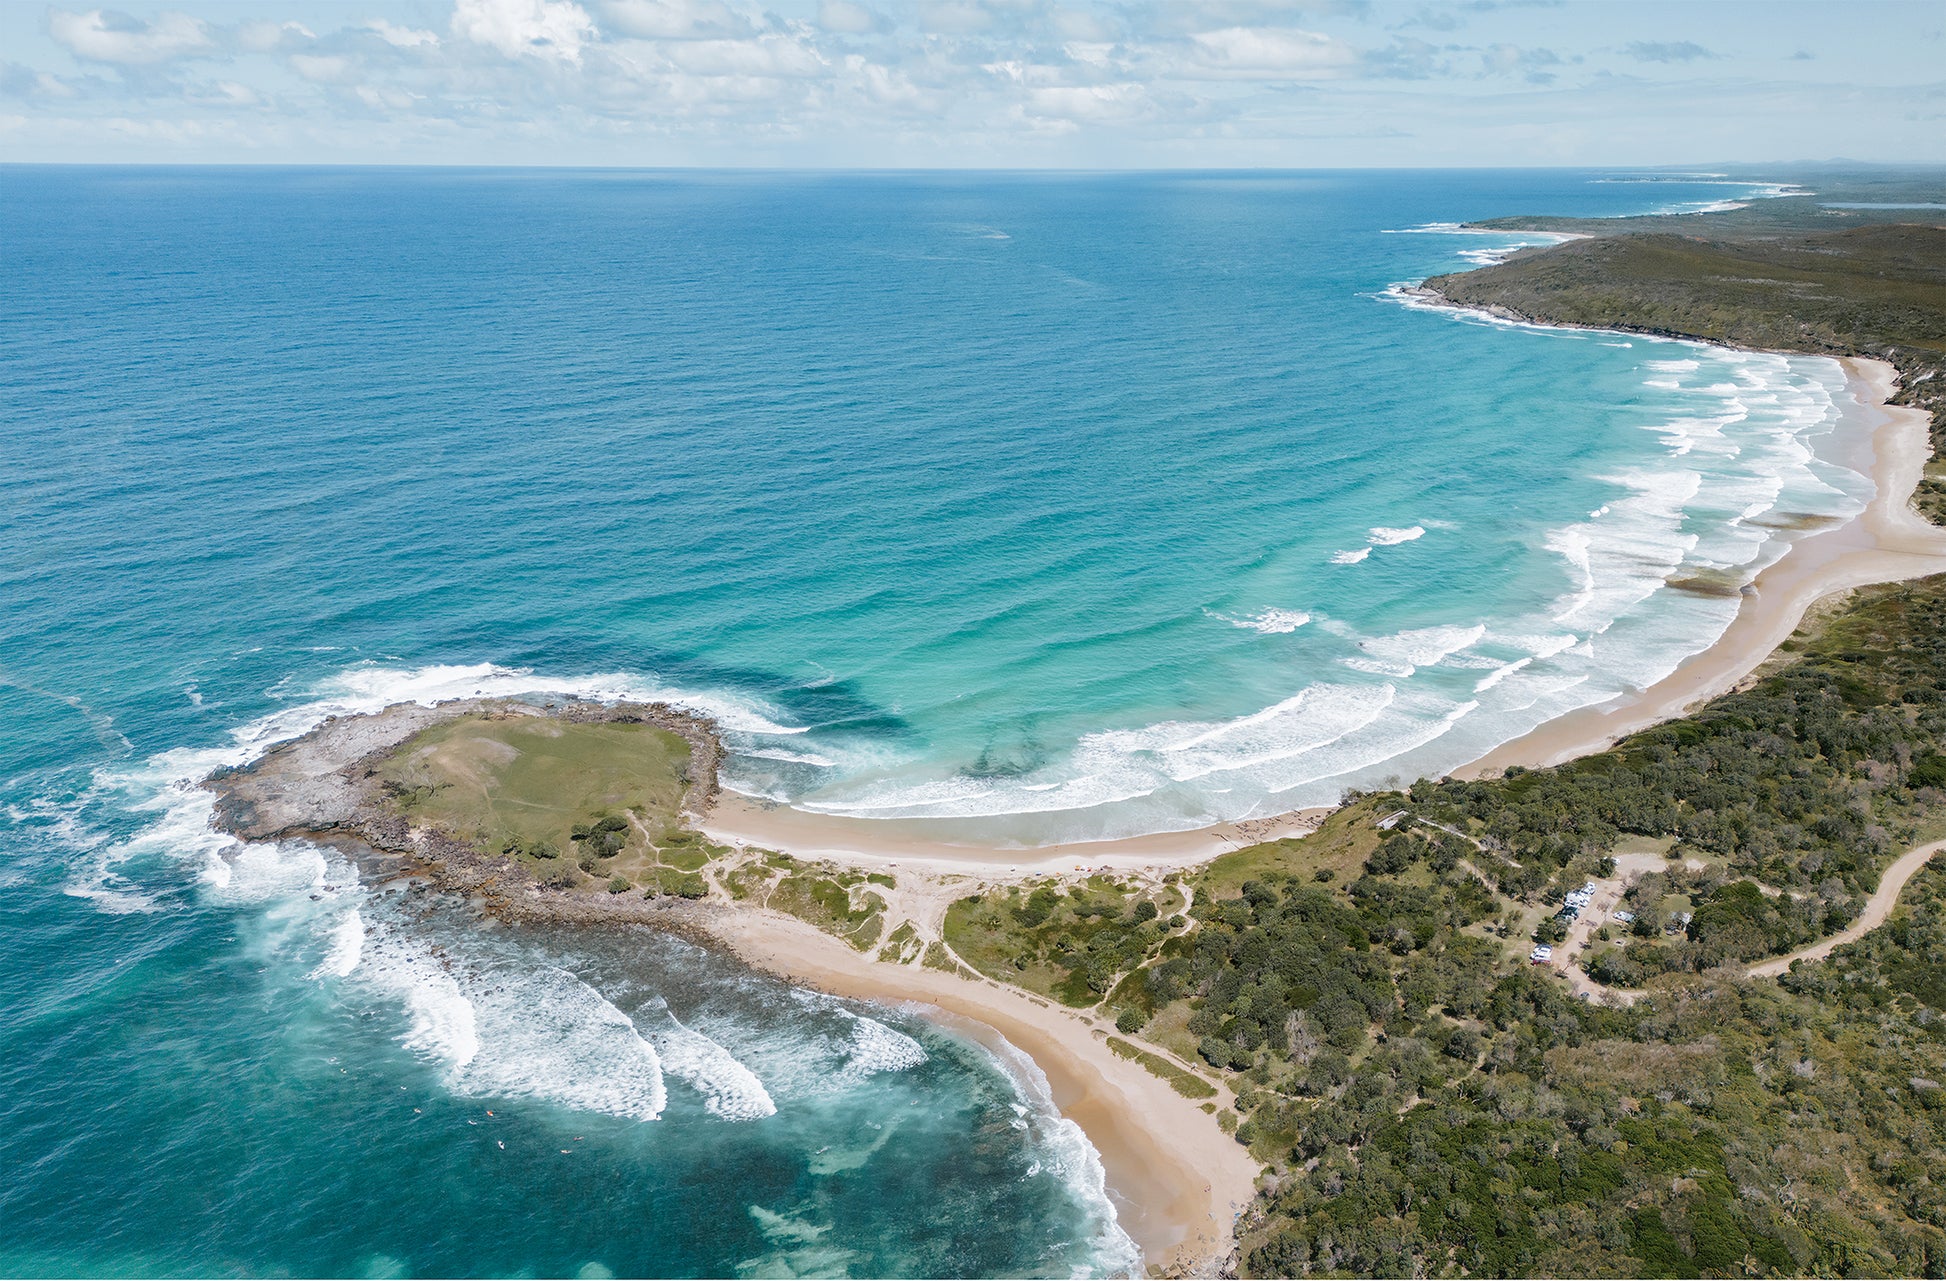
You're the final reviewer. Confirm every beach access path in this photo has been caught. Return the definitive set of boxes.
[696,904,1261,1279]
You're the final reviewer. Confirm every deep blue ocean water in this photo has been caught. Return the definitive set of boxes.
[0,169,1872,1277]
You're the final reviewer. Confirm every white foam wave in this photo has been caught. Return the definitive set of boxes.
[1368,525,1426,546]
[974,1030,1141,1278]
[1219,607,1311,634]
[309,661,805,738]
[741,747,838,768]
[1358,623,1486,669]
[458,974,671,1121]
[405,966,481,1070]
[1472,658,1530,692]
[1330,547,1371,565]
[841,1013,929,1075]
[800,681,1403,821]
[650,1013,777,1120]
[312,909,365,979]
[1381,223,1582,268]
[339,923,673,1121]
[203,838,327,903]
[1547,464,1704,626]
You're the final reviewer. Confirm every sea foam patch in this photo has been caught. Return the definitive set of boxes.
[786,306,1868,837]
[1216,607,1311,634]
[355,936,672,1123]
[650,1011,778,1121]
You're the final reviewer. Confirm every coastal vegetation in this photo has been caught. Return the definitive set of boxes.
[936,575,1946,1277]
[371,713,720,898]
[942,874,1184,1006]
[214,171,1946,1279]
[1426,199,1946,518]
[340,567,1946,1276]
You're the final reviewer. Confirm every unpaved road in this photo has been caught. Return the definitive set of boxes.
[1747,839,1946,978]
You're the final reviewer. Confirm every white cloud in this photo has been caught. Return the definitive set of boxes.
[918,2,993,36]
[365,19,441,49]
[1024,82,1154,125]
[183,79,261,106]
[663,37,828,79]
[237,20,315,53]
[1,63,80,98]
[452,0,598,63]
[840,54,924,106]
[600,0,752,40]
[816,1,886,36]
[47,9,213,65]
[1049,9,1120,42]
[1184,26,1357,79]
[290,54,358,84]
[355,84,419,109]
[7,0,1945,167]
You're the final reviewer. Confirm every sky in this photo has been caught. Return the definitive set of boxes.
[1,0,1942,167]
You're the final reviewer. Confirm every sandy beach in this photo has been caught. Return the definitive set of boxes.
[706,356,1943,859]
[689,355,1944,1276]
[696,904,1262,1278]
[702,793,1331,876]
[1462,357,1946,775]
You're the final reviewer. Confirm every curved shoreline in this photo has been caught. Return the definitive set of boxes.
[702,357,1943,869]
[200,697,1260,1278]
[693,904,1260,1278]
[1465,355,1946,774]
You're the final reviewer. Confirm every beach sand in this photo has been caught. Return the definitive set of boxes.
[688,356,1943,1277]
[702,794,1330,876]
[704,357,1942,862]
[1462,357,1946,775]
[696,904,1261,1278]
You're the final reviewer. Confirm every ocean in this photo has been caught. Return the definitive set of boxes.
[0,168,1870,1277]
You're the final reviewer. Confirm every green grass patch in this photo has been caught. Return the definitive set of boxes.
[944,882,1169,1007]
[1106,1035,1218,1099]
[373,714,689,877]
[879,921,922,964]
[1200,799,1392,901]
[771,874,886,949]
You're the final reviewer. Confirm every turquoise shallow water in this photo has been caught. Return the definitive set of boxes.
[0,169,1871,1277]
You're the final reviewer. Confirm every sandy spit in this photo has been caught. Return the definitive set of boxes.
[694,904,1261,1278]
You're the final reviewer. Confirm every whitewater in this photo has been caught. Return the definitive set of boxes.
[0,167,1868,1275]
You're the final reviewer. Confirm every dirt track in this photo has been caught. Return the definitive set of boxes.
[1747,839,1946,978]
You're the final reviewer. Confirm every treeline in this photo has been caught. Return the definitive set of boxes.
[1411,579,1946,977]
[1240,869,1946,1277]
[1203,579,1946,1275]
[942,576,1946,1276]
